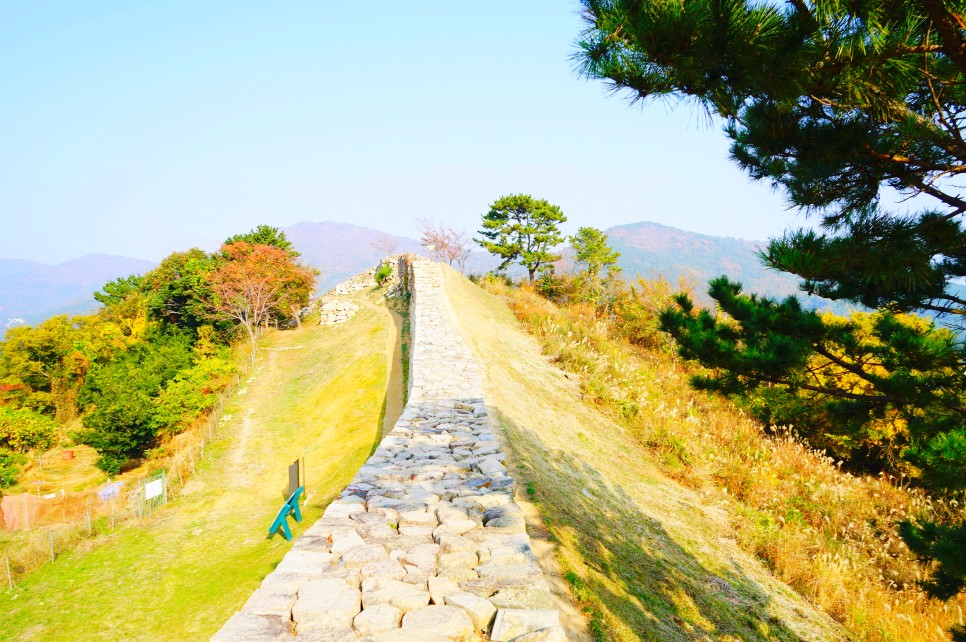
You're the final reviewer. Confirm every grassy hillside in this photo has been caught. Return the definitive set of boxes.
[0,289,399,641]
[441,267,848,641]
[443,266,966,642]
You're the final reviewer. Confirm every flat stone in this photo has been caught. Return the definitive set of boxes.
[353,604,403,635]
[475,562,543,579]
[274,549,336,575]
[485,516,526,532]
[293,627,357,642]
[362,579,431,612]
[211,612,292,641]
[401,605,474,639]
[342,543,390,568]
[363,630,454,642]
[400,544,440,573]
[399,510,439,528]
[324,501,366,519]
[319,567,363,589]
[398,524,436,538]
[509,626,568,642]
[241,585,298,618]
[361,558,407,581]
[437,566,479,583]
[332,531,367,554]
[357,522,400,542]
[292,578,362,630]
[433,520,477,537]
[489,609,560,641]
[444,591,497,631]
[428,575,460,605]
[437,535,476,554]
[438,550,478,570]
[402,564,428,585]
[292,535,333,553]
[491,586,556,610]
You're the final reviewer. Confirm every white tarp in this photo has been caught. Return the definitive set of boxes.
[144,479,164,500]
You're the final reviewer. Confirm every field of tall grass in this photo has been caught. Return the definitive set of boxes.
[484,277,966,642]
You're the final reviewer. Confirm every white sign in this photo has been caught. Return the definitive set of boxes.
[144,479,164,500]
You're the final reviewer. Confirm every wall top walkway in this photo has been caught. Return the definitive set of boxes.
[213,258,565,642]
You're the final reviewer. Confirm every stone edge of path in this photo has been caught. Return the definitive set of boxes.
[212,257,565,642]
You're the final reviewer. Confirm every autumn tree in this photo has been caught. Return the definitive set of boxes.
[477,194,567,283]
[370,235,399,257]
[416,218,475,273]
[210,242,316,364]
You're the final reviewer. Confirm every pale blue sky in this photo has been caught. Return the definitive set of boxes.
[1,1,803,264]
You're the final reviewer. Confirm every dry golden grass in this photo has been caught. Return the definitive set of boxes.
[456,275,965,642]
[442,268,849,642]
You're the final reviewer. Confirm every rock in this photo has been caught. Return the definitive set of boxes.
[428,575,460,605]
[490,586,556,610]
[361,558,407,581]
[401,605,474,639]
[444,591,497,631]
[331,531,367,554]
[475,562,543,579]
[508,626,568,642]
[292,578,362,631]
[342,543,390,568]
[353,604,403,635]
[274,550,336,575]
[489,609,560,641]
[293,627,357,641]
[211,612,292,641]
[324,501,366,519]
[438,550,478,570]
[240,585,298,618]
[362,579,431,612]
[363,630,454,642]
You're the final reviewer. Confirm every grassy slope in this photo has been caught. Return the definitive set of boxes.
[441,267,849,642]
[0,293,395,641]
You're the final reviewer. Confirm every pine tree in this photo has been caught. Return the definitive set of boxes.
[577,0,966,611]
[476,194,567,283]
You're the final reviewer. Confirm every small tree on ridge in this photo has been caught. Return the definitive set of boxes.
[476,194,566,283]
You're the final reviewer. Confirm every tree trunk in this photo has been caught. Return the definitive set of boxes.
[291,304,302,329]
[243,322,257,367]
[528,267,536,283]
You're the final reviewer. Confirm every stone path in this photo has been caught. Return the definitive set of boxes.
[213,258,565,641]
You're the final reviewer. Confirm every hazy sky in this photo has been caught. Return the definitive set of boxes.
[1,1,806,265]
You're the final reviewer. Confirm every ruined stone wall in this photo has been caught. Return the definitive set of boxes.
[213,258,565,642]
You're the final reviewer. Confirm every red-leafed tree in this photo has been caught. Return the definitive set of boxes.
[210,242,317,364]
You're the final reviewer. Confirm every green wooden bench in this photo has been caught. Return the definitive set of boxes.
[267,485,304,541]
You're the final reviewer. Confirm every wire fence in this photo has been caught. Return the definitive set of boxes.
[1,371,245,589]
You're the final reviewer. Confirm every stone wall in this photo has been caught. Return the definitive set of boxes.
[213,258,565,642]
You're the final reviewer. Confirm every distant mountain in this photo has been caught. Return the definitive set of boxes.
[605,221,849,312]
[0,254,156,331]
[283,222,425,293]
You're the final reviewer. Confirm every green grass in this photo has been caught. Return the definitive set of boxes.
[0,298,394,641]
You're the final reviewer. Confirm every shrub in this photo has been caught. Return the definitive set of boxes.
[0,406,56,452]
[374,262,392,286]
[152,355,236,435]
